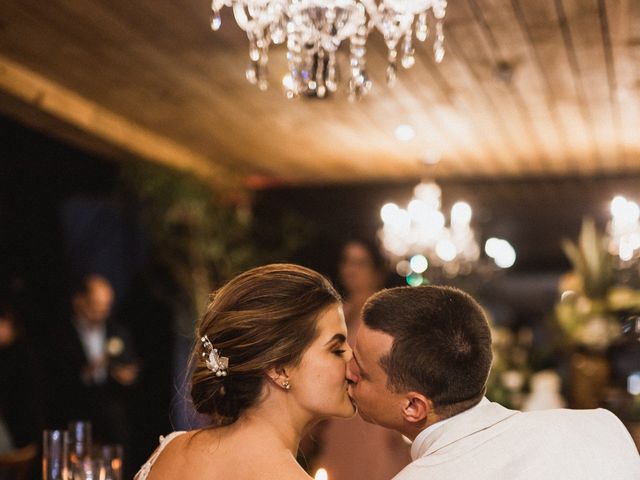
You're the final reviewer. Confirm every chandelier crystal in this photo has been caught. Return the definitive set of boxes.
[378,180,516,283]
[210,0,448,99]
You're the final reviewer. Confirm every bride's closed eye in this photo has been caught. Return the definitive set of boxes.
[325,333,348,357]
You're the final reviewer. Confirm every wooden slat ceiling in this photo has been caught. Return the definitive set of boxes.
[0,0,639,184]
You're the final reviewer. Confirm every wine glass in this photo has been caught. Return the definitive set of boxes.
[94,444,123,480]
[67,421,93,480]
[43,429,69,480]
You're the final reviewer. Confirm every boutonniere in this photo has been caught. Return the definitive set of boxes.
[107,336,125,357]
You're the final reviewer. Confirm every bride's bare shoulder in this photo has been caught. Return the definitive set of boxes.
[241,445,312,480]
[146,429,313,480]
[144,431,197,480]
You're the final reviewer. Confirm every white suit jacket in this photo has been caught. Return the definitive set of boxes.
[394,398,640,480]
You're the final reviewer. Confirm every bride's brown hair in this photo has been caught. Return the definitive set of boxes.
[190,263,341,426]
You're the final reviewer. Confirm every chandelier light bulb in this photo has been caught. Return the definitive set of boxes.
[395,209,412,230]
[435,239,457,261]
[484,237,501,258]
[617,232,640,261]
[395,124,416,142]
[611,195,627,217]
[611,196,640,225]
[619,242,634,262]
[451,201,472,225]
[607,194,640,264]
[424,210,446,231]
[625,201,640,224]
[380,202,400,223]
[414,182,441,209]
[408,199,428,220]
[410,254,429,273]
[388,240,409,257]
[396,260,412,277]
[406,272,424,287]
[485,238,516,268]
[628,372,640,396]
[494,247,516,268]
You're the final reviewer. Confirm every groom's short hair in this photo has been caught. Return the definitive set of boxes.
[362,285,492,417]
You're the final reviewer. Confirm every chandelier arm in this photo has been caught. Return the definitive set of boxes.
[360,0,381,26]
[232,3,252,31]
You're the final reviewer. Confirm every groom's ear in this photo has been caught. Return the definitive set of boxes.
[401,392,432,425]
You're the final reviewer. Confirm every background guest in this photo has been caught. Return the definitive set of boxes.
[46,275,139,473]
[310,239,411,479]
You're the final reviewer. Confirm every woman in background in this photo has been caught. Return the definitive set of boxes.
[310,239,411,480]
[136,264,355,480]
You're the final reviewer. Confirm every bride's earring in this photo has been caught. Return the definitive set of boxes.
[282,379,291,390]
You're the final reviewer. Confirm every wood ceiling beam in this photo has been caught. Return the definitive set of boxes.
[510,0,572,171]
[466,0,555,174]
[552,0,601,170]
[597,0,624,169]
[0,53,238,189]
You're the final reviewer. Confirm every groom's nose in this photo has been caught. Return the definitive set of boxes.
[346,359,360,384]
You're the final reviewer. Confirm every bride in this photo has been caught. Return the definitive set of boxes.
[136,264,355,480]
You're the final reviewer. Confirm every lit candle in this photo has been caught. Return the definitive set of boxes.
[314,468,329,480]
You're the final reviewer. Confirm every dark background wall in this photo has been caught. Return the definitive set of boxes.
[0,116,169,475]
[0,116,119,335]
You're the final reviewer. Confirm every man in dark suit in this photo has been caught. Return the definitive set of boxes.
[49,275,139,451]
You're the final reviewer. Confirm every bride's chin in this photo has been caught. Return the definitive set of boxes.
[340,398,357,417]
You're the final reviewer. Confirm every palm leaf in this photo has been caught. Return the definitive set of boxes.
[562,217,613,298]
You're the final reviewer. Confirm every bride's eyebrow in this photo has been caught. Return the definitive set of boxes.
[324,333,347,346]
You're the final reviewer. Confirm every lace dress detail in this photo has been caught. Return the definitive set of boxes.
[134,431,187,480]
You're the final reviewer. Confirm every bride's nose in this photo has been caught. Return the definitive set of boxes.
[343,344,354,362]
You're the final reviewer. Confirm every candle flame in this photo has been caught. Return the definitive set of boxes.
[314,468,328,480]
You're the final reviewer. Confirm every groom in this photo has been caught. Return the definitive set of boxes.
[346,285,640,479]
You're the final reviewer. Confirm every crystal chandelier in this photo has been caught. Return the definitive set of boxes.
[210,0,448,99]
[378,180,516,284]
[607,195,640,264]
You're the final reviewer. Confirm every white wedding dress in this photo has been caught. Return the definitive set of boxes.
[134,431,186,480]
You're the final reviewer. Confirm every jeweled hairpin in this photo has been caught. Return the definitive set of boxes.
[201,335,229,377]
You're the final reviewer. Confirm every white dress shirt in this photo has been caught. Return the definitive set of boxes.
[75,319,108,384]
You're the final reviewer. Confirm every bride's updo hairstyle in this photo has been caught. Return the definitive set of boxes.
[190,263,341,426]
